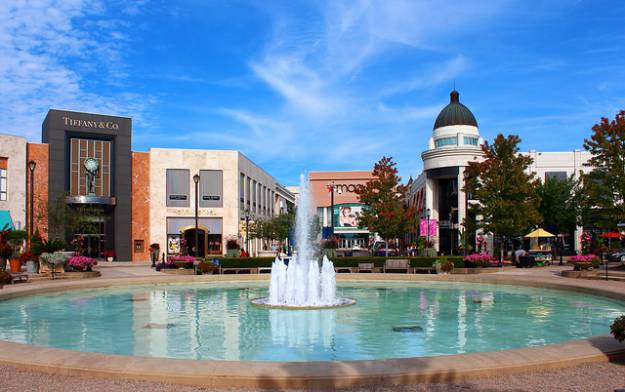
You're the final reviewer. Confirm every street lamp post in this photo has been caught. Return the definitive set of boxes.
[246,210,251,256]
[28,160,36,246]
[193,173,200,258]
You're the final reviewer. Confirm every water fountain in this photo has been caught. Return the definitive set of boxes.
[251,174,355,308]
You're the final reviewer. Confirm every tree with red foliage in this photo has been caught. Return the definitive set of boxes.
[582,110,625,228]
[356,156,411,255]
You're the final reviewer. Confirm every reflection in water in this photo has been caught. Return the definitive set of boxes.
[457,291,466,353]
[270,309,336,350]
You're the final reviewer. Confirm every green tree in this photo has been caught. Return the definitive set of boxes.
[355,156,410,255]
[464,134,542,259]
[582,110,625,228]
[251,211,295,248]
[535,175,579,234]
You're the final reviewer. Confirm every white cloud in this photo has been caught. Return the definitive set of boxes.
[241,1,508,182]
[0,0,152,140]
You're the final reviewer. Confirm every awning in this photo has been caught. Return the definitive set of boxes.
[0,210,14,231]
[524,228,555,238]
[600,232,622,239]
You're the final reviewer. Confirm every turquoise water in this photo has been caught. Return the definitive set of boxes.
[0,281,623,361]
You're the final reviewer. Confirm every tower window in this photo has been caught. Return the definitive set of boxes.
[435,137,457,148]
[463,136,478,146]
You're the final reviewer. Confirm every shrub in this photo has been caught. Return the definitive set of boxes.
[206,256,465,269]
[67,256,98,271]
[611,315,625,342]
[463,252,496,267]
[440,257,454,273]
[0,270,12,285]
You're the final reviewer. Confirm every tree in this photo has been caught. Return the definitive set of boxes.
[535,175,579,234]
[355,156,410,254]
[464,134,541,259]
[251,211,295,249]
[582,110,625,228]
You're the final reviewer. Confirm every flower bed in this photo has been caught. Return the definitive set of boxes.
[67,256,98,271]
[463,253,497,268]
[167,255,196,269]
[569,254,601,271]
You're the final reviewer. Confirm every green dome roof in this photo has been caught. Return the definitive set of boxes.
[433,90,478,129]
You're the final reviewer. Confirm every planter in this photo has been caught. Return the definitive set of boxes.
[9,258,21,273]
[562,270,597,279]
[64,271,101,279]
[160,268,194,275]
[107,257,114,262]
[198,263,218,274]
[452,267,501,275]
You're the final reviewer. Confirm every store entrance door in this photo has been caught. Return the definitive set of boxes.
[182,228,207,258]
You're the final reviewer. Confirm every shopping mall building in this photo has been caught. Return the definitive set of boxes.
[406,90,593,255]
[0,109,295,261]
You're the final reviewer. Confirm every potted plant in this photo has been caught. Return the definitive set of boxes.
[19,251,36,273]
[67,255,98,271]
[102,250,115,262]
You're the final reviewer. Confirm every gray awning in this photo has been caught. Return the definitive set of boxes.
[166,217,222,234]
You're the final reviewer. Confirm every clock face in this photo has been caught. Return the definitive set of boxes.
[84,158,99,172]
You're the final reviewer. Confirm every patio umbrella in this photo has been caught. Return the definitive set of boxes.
[524,228,555,238]
[599,232,622,239]
[600,231,622,250]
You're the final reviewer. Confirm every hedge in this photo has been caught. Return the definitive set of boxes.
[205,256,465,269]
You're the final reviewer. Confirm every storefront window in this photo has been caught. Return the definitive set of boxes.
[166,169,190,207]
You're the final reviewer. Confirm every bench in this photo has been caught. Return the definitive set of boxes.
[258,267,272,274]
[383,259,411,273]
[220,267,254,274]
[414,267,435,274]
[334,267,353,273]
[357,263,374,273]
[10,272,29,284]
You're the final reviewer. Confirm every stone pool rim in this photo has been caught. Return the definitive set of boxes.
[0,273,624,389]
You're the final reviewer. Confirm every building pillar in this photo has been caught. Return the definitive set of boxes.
[425,177,439,251]
[457,167,466,246]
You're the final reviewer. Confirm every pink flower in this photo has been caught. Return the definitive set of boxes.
[67,256,98,270]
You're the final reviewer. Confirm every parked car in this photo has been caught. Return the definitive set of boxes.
[608,250,625,264]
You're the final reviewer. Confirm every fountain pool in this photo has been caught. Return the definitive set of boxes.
[0,280,623,361]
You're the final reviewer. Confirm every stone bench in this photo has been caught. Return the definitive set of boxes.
[383,259,411,273]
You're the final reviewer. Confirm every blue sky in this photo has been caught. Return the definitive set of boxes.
[1,0,625,185]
